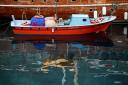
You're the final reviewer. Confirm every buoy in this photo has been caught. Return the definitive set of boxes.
[124,12,128,20]
[102,7,107,15]
[94,10,98,19]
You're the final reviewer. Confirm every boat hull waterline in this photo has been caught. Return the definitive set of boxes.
[13,22,111,35]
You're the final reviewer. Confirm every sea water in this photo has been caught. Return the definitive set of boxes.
[0,24,128,85]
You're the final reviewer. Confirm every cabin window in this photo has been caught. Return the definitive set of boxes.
[83,19,87,21]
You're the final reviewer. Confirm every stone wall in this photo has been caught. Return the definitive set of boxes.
[0,0,127,20]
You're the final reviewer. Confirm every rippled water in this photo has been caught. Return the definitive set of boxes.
[0,24,128,85]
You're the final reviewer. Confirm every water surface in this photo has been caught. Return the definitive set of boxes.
[0,24,128,85]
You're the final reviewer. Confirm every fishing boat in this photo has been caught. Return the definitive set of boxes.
[11,14,116,35]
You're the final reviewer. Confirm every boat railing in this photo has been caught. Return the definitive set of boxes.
[11,15,16,25]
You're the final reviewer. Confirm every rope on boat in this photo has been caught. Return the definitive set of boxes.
[22,9,27,20]
[0,3,128,8]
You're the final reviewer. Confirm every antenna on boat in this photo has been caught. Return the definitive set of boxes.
[36,8,41,15]
[22,9,27,20]
[110,3,118,15]
[55,0,58,20]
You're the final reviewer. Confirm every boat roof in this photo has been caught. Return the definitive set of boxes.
[72,14,89,17]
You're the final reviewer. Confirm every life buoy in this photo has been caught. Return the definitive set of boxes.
[98,17,104,22]
[91,17,104,24]
[21,21,29,26]
[90,19,99,24]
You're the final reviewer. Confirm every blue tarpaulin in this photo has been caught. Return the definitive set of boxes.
[31,17,45,26]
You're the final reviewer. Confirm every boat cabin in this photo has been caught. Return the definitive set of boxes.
[58,14,91,26]
[69,14,91,26]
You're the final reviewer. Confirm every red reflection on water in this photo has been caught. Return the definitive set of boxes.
[13,32,113,47]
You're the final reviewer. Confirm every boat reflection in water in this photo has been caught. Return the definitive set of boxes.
[1,31,128,85]
[11,32,113,85]
[13,32,113,47]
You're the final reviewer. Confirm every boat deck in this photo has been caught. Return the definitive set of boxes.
[11,16,116,28]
